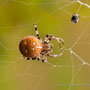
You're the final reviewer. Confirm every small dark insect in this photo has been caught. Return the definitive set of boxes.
[71,14,79,24]
[19,24,64,63]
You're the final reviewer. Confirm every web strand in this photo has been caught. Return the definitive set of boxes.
[0,0,90,90]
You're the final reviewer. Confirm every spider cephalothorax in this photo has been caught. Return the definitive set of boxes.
[19,24,64,63]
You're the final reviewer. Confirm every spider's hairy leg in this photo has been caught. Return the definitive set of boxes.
[44,34,64,47]
[42,54,47,63]
[44,34,55,43]
[49,37,64,57]
[56,38,64,48]
[36,55,41,61]
[44,34,64,57]
[49,49,64,58]
[33,24,42,42]
[32,57,36,60]
[47,49,53,57]
[58,38,64,45]
[27,57,30,60]
[48,43,54,49]
[47,49,53,54]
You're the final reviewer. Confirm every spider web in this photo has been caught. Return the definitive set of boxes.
[0,0,90,90]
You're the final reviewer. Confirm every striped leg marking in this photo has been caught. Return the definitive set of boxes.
[33,24,42,42]
[44,34,64,57]
[42,54,47,63]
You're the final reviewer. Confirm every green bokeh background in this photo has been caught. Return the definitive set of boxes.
[0,0,90,90]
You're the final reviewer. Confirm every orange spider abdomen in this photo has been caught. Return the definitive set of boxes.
[19,36,42,58]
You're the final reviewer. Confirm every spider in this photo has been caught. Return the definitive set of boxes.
[71,14,79,24]
[19,24,64,63]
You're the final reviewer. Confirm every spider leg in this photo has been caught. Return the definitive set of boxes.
[44,34,64,48]
[42,54,47,63]
[49,49,64,57]
[48,37,64,57]
[44,34,64,58]
[27,57,30,60]
[32,57,36,60]
[47,49,53,54]
[48,43,54,49]
[44,34,53,43]
[33,24,42,42]
[56,38,64,48]
[36,55,41,61]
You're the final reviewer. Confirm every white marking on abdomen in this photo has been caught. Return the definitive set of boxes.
[36,46,42,49]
